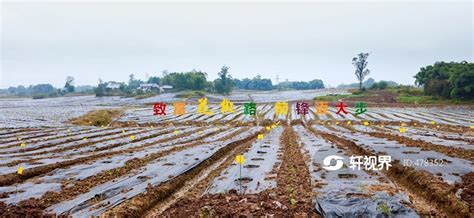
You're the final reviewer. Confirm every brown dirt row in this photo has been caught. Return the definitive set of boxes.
[273,125,316,216]
[438,112,473,123]
[0,127,96,149]
[0,127,124,154]
[302,125,440,216]
[0,132,56,145]
[159,125,318,217]
[340,124,474,161]
[0,127,207,187]
[41,127,251,211]
[3,127,145,157]
[307,119,471,135]
[143,130,259,216]
[414,112,461,125]
[436,134,474,144]
[0,127,241,216]
[455,172,474,212]
[113,117,259,129]
[0,128,53,140]
[0,128,37,137]
[360,112,380,121]
[366,130,474,162]
[103,129,262,217]
[0,128,154,167]
[306,125,470,217]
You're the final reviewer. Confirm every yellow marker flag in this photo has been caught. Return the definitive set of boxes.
[336,122,340,125]
[257,134,264,140]
[130,135,135,141]
[399,127,406,133]
[17,166,23,175]
[363,121,369,126]
[235,155,245,165]
[347,121,352,125]
[174,130,180,134]
[431,121,436,125]
[20,143,26,148]
[83,138,88,141]
[436,125,440,129]
[265,126,271,131]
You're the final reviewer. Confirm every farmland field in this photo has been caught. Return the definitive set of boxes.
[0,91,473,217]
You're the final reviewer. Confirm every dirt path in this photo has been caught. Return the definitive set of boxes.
[156,125,318,217]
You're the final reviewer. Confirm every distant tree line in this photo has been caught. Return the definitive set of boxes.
[275,79,324,90]
[95,66,325,97]
[233,75,324,91]
[3,84,60,99]
[95,66,233,96]
[233,75,273,90]
[337,78,398,89]
[1,76,82,99]
[414,61,473,100]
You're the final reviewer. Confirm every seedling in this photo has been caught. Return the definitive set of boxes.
[377,202,391,215]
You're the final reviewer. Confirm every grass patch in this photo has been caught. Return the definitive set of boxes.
[69,109,123,126]
[134,93,157,99]
[316,86,474,105]
[397,94,439,104]
[398,94,474,105]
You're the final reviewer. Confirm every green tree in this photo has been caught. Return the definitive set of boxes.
[214,66,233,94]
[147,76,160,85]
[414,61,473,99]
[128,74,143,90]
[352,52,371,90]
[448,62,474,99]
[95,79,107,97]
[370,81,388,90]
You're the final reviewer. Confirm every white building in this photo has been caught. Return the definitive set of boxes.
[139,83,160,91]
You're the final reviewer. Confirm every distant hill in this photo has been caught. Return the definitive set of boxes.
[337,78,398,88]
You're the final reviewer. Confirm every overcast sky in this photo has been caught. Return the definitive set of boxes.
[1,1,472,88]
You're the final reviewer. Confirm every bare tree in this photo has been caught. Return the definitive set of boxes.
[64,76,75,92]
[352,52,371,90]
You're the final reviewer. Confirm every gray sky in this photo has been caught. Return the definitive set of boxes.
[1,1,472,88]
